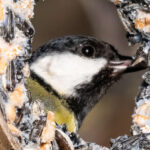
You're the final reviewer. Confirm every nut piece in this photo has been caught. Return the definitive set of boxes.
[9,84,25,108]
[8,123,20,136]
[41,111,56,144]
[135,10,150,33]
[110,0,123,5]
[40,143,52,150]
[133,101,150,134]
[0,2,4,21]
[5,103,16,123]
[0,57,7,74]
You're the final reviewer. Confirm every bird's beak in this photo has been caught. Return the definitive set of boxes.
[108,59,132,77]
[125,56,147,73]
[108,55,147,77]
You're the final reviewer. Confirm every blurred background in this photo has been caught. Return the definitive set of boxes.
[32,0,144,147]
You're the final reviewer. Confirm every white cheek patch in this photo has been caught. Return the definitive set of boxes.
[30,52,108,97]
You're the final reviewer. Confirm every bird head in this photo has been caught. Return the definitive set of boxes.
[29,35,143,126]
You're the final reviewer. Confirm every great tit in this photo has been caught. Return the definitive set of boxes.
[28,35,146,132]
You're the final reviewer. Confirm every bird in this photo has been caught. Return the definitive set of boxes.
[28,35,147,133]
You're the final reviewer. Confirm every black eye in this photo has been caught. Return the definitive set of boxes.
[81,46,95,57]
